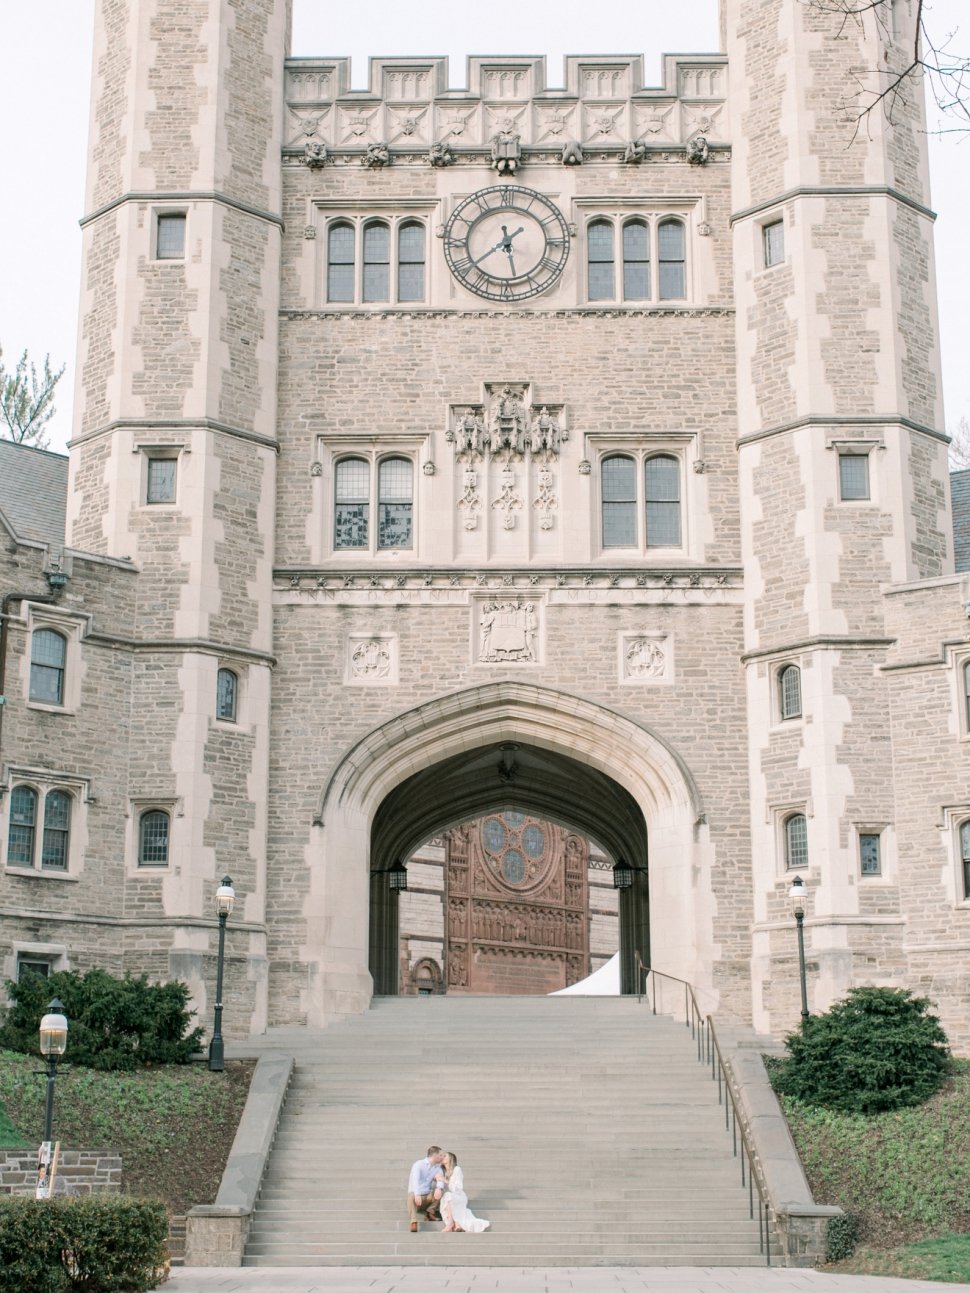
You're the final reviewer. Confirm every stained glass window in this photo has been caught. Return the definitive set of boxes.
[602,455,637,547]
[503,850,526,884]
[504,811,526,827]
[522,824,545,857]
[658,219,686,300]
[483,818,507,853]
[645,455,681,547]
[378,457,413,549]
[587,220,615,301]
[334,457,369,549]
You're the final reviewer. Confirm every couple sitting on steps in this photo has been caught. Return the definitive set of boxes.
[407,1145,490,1234]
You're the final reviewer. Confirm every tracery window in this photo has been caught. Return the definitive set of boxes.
[586,216,687,303]
[334,455,414,552]
[779,664,802,720]
[784,813,808,870]
[325,218,428,305]
[658,219,686,300]
[6,785,73,872]
[216,668,238,723]
[601,453,683,550]
[30,629,66,706]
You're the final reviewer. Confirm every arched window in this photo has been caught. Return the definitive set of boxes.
[602,454,637,547]
[658,219,686,300]
[963,661,970,732]
[216,668,238,722]
[7,785,38,868]
[622,220,650,300]
[139,810,170,867]
[378,457,413,549]
[785,814,808,870]
[30,628,67,705]
[779,664,802,720]
[397,222,426,302]
[644,455,681,547]
[327,221,355,302]
[961,821,970,900]
[41,791,71,871]
[334,457,370,549]
[587,220,615,301]
[362,221,390,302]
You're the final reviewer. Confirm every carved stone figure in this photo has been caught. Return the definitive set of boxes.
[428,140,455,167]
[478,599,539,663]
[623,138,648,164]
[362,141,390,167]
[561,139,583,166]
[351,638,391,679]
[626,637,667,678]
[302,141,328,168]
[686,135,710,165]
[491,129,521,174]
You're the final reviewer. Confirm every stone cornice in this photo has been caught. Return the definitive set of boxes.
[81,634,276,666]
[730,185,935,224]
[281,307,735,321]
[69,418,279,453]
[737,414,947,448]
[741,636,895,664]
[80,190,284,230]
[0,906,266,933]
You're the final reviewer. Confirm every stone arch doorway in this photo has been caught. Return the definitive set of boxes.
[310,682,705,1025]
[369,742,648,995]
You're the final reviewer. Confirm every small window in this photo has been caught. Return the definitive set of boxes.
[378,457,413,549]
[156,213,186,259]
[146,457,177,504]
[139,809,170,867]
[41,791,71,871]
[327,222,356,303]
[779,664,802,720]
[17,956,52,981]
[860,833,882,876]
[7,786,38,867]
[602,455,637,547]
[839,454,870,501]
[644,455,681,547]
[785,813,808,869]
[334,457,370,549]
[30,629,66,706]
[362,221,390,303]
[658,220,686,300]
[622,220,650,301]
[961,821,970,900]
[963,662,970,733]
[397,222,426,302]
[587,220,615,301]
[763,220,785,268]
[216,668,238,722]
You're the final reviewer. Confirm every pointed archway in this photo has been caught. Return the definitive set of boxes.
[307,682,706,1026]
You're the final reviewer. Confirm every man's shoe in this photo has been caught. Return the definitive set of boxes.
[426,1210,441,1221]
[410,1222,418,1232]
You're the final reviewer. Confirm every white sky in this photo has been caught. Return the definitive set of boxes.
[1,1,966,453]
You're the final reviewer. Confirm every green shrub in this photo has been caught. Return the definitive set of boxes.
[0,970,203,1071]
[827,1211,860,1262]
[773,986,950,1113]
[0,1196,167,1293]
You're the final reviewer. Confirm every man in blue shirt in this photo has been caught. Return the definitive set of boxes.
[407,1145,445,1231]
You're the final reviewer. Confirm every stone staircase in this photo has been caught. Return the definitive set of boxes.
[243,995,770,1266]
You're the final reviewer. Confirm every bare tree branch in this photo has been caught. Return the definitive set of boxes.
[0,345,65,448]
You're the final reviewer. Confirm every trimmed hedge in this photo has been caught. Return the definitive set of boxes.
[0,1196,167,1293]
[0,970,203,1071]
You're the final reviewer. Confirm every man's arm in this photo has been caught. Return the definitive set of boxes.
[407,1161,423,1197]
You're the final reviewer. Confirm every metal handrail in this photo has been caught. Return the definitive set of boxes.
[637,959,773,1266]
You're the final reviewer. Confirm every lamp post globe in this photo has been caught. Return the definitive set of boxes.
[208,875,235,1072]
[788,875,810,1023]
[38,999,68,1146]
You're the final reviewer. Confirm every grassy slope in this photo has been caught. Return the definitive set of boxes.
[0,1049,252,1215]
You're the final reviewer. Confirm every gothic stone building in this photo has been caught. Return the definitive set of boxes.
[2,0,969,1048]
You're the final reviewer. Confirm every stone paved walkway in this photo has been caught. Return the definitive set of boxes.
[167,1267,970,1292]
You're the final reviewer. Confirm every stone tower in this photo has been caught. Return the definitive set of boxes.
[64,0,292,1032]
[725,0,950,1026]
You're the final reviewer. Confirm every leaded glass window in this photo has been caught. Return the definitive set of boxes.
[30,629,66,705]
[334,457,369,549]
[327,222,355,302]
[7,785,37,867]
[378,457,413,549]
[964,662,970,733]
[156,213,186,259]
[139,810,170,867]
[587,220,615,301]
[961,821,970,900]
[645,455,681,547]
[622,220,650,300]
[398,222,425,302]
[658,220,686,300]
[602,455,637,547]
[785,814,808,870]
[216,668,238,722]
[763,220,785,268]
[42,791,71,870]
[860,833,881,876]
[839,454,870,501]
[779,664,802,720]
[362,221,390,302]
[503,850,526,884]
[146,457,176,504]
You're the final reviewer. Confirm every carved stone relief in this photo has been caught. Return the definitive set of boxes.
[476,598,541,664]
[346,633,398,685]
[447,383,567,463]
[533,468,557,530]
[619,631,671,684]
[491,469,523,530]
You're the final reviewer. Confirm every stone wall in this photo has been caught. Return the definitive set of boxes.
[0,1150,121,1197]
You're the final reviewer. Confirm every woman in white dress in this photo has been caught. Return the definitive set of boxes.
[440,1151,490,1234]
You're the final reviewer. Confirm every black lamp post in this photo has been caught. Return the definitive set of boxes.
[39,999,68,1145]
[789,875,810,1023]
[208,875,235,1072]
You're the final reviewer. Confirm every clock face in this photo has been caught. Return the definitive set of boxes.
[443,186,570,302]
